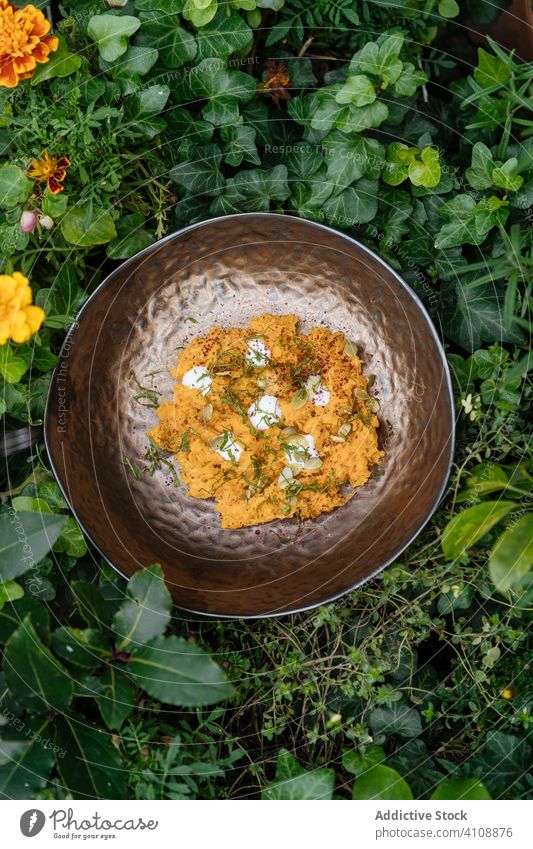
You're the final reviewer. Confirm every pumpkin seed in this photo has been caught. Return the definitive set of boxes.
[368,397,380,412]
[287,433,309,448]
[331,435,346,443]
[338,422,352,439]
[291,388,308,410]
[215,370,231,376]
[344,339,358,357]
[289,464,302,476]
[256,377,267,390]
[278,467,294,489]
[354,387,370,401]
[366,374,376,388]
[210,435,226,451]
[202,403,213,423]
[303,456,323,470]
[280,426,298,438]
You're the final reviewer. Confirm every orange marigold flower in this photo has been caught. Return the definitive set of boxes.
[0,0,58,89]
[0,271,45,345]
[27,150,70,194]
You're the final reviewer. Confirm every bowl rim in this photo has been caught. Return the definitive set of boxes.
[44,212,456,619]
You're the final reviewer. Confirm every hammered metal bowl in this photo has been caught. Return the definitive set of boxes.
[44,213,455,617]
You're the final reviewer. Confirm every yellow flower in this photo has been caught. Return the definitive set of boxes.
[0,271,44,344]
[0,0,58,89]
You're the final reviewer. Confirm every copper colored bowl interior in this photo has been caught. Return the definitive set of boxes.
[45,213,455,617]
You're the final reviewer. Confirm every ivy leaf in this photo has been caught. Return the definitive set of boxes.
[112,563,172,651]
[322,133,384,190]
[127,634,233,706]
[489,514,533,592]
[0,580,24,610]
[491,158,523,193]
[0,511,68,582]
[106,212,155,259]
[87,14,140,62]
[169,143,225,195]
[182,0,217,27]
[465,142,494,190]
[321,178,378,226]
[335,74,376,107]
[220,124,260,167]
[353,764,413,800]
[188,58,256,103]
[473,732,531,794]
[351,33,404,85]
[431,777,491,800]
[54,715,126,799]
[4,617,73,712]
[0,345,28,383]
[61,205,117,247]
[0,718,55,799]
[441,501,516,559]
[474,47,511,88]
[369,703,423,738]
[435,194,484,249]
[97,666,137,731]
[52,517,88,557]
[0,163,33,209]
[51,627,113,670]
[408,147,441,188]
[343,744,386,776]
[138,11,197,68]
[474,195,509,236]
[394,62,427,97]
[30,35,81,85]
[122,85,170,139]
[195,10,252,62]
[261,749,335,800]
[336,99,389,133]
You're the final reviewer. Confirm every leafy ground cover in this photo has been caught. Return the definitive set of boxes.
[0,0,531,800]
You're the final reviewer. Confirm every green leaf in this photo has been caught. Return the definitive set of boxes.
[489,514,533,592]
[0,222,29,257]
[127,634,233,706]
[195,10,253,61]
[112,563,172,651]
[0,511,68,582]
[61,206,117,246]
[261,749,335,800]
[138,11,197,68]
[321,178,378,226]
[335,74,376,107]
[52,517,88,557]
[122,84,170,138]
[54,715,126,799]
[87,14,140,62]
[0,345,28,383]
[0,596,49,644]
[438,0,460,18]
[106,213,155,259]
[369,703,423,738]
[465,142,494,190]
[459,462,510,500]
[322,133,385,190]
[394,61,427,96]
[71,580,112,629]
[42,189,68,218]
[435,194,485,249]
[409,147,441,188]
[343,744,386,776]
[473,732,531,794]
[4,617,73,712]
[474,47,511,88]
[51,627,113,670]
[30,35,81,85]
[491,158,523,193]
[169,143,225,195]
[0,164,33,209]
[0,718,54,799]
[441,501,516,559]
[0,580,24,609]
[97,666,137,730]
[353,764,413,800]
[35,262,86,329]
[431,777,491,799]
[220,124,260,167]
[336,99,389,133]
[183,0,217,27]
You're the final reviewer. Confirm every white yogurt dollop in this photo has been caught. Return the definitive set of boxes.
[248,395,282,431]
[305,374,330,407]
[284,434,319,467]
[213,432,243,464]
[246,338,271,367]
[182,365,212,396]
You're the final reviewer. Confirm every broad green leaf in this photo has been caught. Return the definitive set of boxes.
[169,143,225,194]
[0,718,54,799]
[71,580,112,629]
[54,715,126,799]
[220,124,260,167]
[183,0,217,27]
[112,563,172,650]
[336,99,389,133]
[106,212,155,259]
[431,777,491,800]
[321,178,378,226]
[262,750,335,800]
[127,634,233,706]
[0,596,49,644]
[12,496,51,514]
[100,44,158,84]
[474,47,511,88]
[0,222,29,257]
[0,511,68,582]
[42,189,68,218]
[0,345,28,383]
[188,58,256,103]
[138,11,197,68]
[441,501,516,559]
[0,580,23,609]
[30,35,81,85]
[353,764,413,800]
[53,517,88,557]
[97,666,137,730]
[457,463,510,501]
[87,14,140,62]
[343,744,386,776]
[369,704,422,738]
[394,61,427,96]
[4,617,73,712]
[61,206,117,247]
[435,194,485,249]
[473,732,531,794]
[409,147,441,188]
[335,74,376,107]
[322,133,384,190]
[51,627,113,670]
[442,279,524,351]
[438,0,460,17]
[195,10,253,61]
[0,164,33,209]
[491,158,523,193]
[465,142,494,190]
[489,513,533,592]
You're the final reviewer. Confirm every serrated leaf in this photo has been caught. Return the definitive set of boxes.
[112,563,172,651]
[4,617,73,712]
[127,634,233,706]
[54,715,126,799]
[0,511,68,582]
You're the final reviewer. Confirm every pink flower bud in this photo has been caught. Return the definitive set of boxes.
[20,210,37,233]
[38,214,54,230]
